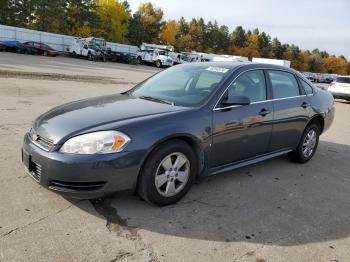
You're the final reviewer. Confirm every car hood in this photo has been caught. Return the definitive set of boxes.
[33,94,186,144]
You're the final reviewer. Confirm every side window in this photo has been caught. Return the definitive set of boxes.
[268,70,300,99]
[227,70,267,103]
[300,79,314,95]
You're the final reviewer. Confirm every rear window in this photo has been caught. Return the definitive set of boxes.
[300,79,314,95]
[336,77,350,84]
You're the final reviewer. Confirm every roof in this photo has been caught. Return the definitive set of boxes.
[176,61,296,72]
[178,61,251,70]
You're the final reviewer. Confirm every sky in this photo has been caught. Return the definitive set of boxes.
[127,0,350,59]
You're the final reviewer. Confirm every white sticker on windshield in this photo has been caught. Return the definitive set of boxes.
[205,66,229,73]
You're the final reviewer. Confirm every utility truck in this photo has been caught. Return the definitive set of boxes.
[136,43,174,67]
[172,52,205,64]
[68,38,107,61]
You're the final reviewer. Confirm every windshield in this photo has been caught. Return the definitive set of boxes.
[94,39,105,47]
[88,45,98,50]
[130,65,231,107]
[158,50,168,56]
[336,77,350,84]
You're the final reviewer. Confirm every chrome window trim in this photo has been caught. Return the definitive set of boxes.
[213,67,305,111]
[213,95,308,111]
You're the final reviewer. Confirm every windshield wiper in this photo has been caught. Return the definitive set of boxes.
[139,96,175,106]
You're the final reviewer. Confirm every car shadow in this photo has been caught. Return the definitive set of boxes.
[72,140,350,246]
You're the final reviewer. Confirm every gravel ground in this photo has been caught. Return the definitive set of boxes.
[0,53,349,262]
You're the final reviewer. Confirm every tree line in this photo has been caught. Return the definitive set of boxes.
[1,0,349,75]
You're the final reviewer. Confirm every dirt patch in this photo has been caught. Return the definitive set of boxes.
[0,70,138,85]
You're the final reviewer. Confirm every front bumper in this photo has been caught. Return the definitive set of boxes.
[22,133,142,199]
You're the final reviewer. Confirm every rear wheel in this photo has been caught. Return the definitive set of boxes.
[137,140,197,206]
[43,51,48,56]
[137,57,142,65]
[288,124,320,163]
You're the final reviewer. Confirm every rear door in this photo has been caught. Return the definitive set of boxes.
[266,70,311,152]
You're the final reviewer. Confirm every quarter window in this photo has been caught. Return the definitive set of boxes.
[268,70,300,99]
[300,79,314,95]
[226,70,267,103]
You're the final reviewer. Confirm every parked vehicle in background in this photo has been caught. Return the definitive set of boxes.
[172,52,204,64]
[19,42,40,54]
[302,72,316,82]
[210,54,248,62]
[108,51,137,64]
[252,57,291,68]
[22,41,58,56]
[0,42,5,51]
[68,38,105,61]
[323,74,336,83]
[22,62,334,205]
[0,40,24,53]
[328,76,350,101]
[137,48,174,67]
[140,43,174,52]
[83,37,111,55]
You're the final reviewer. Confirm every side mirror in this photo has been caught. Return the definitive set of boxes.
[221,95,251,107]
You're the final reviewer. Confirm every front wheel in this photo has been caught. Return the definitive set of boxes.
[87,53,94,61]
[137,140,197,206]
[155,60,162,68]
[288,124,320,163]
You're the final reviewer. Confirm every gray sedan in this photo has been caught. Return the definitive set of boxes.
[22,62,335,205]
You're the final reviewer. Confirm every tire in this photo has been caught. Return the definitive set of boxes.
[43,51,48,56]
[288,124,320,163]
[137,140,197,206]
[137,57,142,65]
[87,53,93,61]
[155,60,162,68]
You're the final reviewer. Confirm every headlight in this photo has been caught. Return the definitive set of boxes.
[59,131,130,154]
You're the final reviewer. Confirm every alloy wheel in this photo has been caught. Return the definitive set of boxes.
[155,152,190,197]
[302,129,317,158]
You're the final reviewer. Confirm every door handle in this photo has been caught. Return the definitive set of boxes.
[301,102,310,108]
[259,108,271,116]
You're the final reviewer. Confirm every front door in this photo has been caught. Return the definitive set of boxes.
[210,69,274,167]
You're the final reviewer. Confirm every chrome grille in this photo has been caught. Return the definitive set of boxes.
[29,129,53,151]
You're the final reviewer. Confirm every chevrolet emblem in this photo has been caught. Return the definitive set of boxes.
[32,133,39,141]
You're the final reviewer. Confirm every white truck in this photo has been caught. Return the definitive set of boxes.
[172,52,205,64]
[211,54,249,62]
[252,57,291,68]
[137,43,174,67]
[68,38,106,61]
